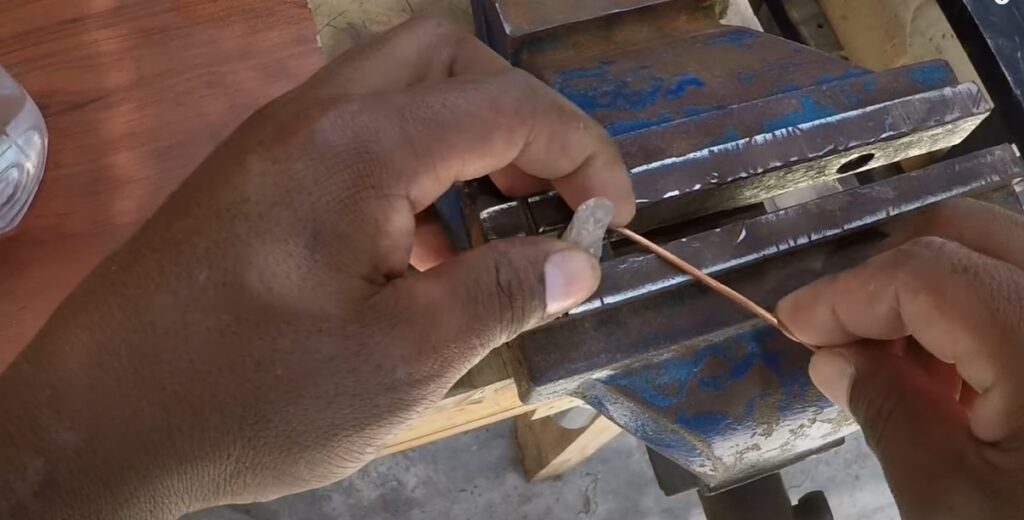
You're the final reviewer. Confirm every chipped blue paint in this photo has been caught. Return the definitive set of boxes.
[664,74,706,100]
[552,64,665,113]
[737,71,755,86]
[762,95,838,133]
[710,128,743,146]
[696,349,759,393]
[701,29,760,50]
[863,79,877,93]
[551,65,709,135]
[909,62,954,90]
[772,83,802,95]
[551,65,608,83]
[814,68,871,86]
[606,114,675,136]
[595,327,802,437]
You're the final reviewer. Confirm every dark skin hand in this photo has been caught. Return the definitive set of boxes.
[1,15,1023,520]
[779,199,1024,519]
[0,18,634,519]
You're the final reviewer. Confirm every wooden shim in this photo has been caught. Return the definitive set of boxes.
[515,413,623,481]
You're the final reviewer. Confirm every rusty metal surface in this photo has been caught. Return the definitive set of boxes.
[460,0,1020,496]
[513,146,1023,402]
[504,147,1023,492]
[578,145,1024,315]
[480,80,990,238]
[470,31,992,240]
[578,242,872,492]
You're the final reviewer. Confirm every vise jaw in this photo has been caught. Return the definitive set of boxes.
[452,0,1024,493]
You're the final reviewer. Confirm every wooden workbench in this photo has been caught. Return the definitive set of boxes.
[0,0,323,368]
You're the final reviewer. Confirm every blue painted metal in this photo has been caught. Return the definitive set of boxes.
[532,27,872,137]
[463,0,1018,495]
[580,325,854,492]
[471,50,987,241]
[508,146,1023,493]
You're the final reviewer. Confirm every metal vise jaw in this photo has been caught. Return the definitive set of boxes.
[453,0,1024,494]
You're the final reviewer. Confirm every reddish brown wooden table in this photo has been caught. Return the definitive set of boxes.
[0,0,324,369]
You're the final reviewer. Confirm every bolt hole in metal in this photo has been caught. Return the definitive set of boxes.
[836,153,876,174]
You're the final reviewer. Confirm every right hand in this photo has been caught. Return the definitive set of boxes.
[778,198,1024,519]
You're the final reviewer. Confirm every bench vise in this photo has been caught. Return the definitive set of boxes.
[444,0,1024,500]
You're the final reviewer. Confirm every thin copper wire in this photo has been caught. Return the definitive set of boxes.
[615,227,816,352]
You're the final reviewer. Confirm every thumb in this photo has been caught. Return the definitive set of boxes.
[811,346,984,518]
[391,237,600,370]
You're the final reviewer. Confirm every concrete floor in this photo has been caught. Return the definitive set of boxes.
[189,420,900,520]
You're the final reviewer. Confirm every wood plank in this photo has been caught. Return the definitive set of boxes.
[819,0,984,91]
[515,413,622,481]
[382,379,523,454]
[382,379,580,454]
[0,0,324,371]
[529,396,583,420]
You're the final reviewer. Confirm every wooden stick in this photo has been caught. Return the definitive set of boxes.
[614,227,815,351]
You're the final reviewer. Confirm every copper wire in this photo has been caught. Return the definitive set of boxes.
[615,227,815,352]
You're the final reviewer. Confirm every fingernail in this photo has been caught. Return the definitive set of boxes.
[545,249,601,315]
[809,349,856,411]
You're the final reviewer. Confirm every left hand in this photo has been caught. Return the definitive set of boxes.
[0,17,634,520]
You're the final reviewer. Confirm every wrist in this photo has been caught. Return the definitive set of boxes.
[0,322,189,519]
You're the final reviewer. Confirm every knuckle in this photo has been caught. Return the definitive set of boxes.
[484,241,540,340]
[890,236,958,284]
[407,15,463,41]
[888,237,973,315]
[490,255,527,337]
[295,102,400,214]
[897,235,1005,289]
[901,236,958,258]
[497,68,544,100]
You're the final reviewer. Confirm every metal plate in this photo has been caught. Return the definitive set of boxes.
[510,145,1024,402]
[477,70,990,239]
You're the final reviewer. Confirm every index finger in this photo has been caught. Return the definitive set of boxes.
[777,237,1024,442]
[314,16,634,222]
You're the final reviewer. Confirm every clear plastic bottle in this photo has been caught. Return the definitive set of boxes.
[0,65,47,236]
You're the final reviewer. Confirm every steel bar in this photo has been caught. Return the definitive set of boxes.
[576,144,1023,314]
[510,145,1022,401]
